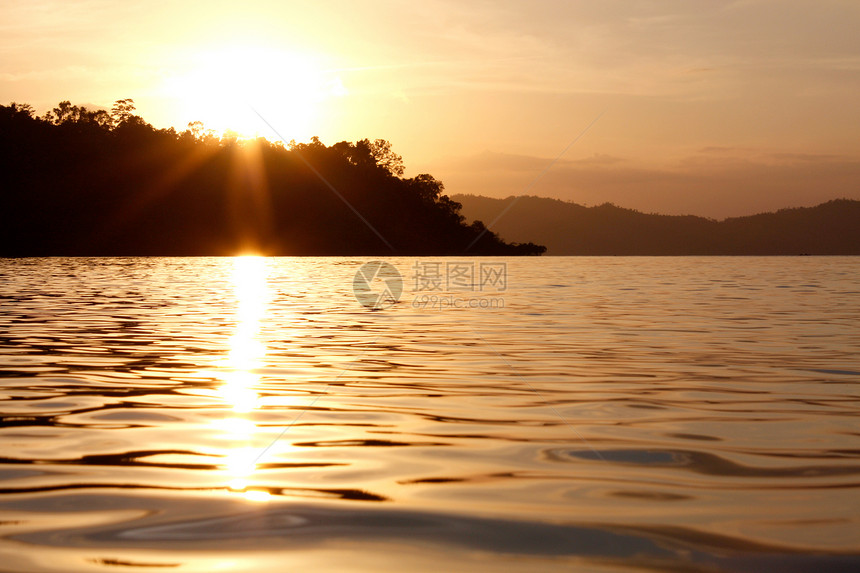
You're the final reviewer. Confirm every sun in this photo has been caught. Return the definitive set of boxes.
[165,45,345,141]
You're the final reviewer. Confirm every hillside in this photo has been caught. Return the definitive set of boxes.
[453,194,860,255]
[0,102,545,256]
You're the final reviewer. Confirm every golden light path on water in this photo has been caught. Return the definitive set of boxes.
[217,256,273,503]
[0,257,858,572]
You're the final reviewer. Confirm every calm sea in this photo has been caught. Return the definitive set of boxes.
[1,257,858,572]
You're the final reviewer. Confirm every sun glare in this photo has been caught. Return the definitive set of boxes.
[165,45,345,141]
[213,256,271,497]
[219,255,268,413]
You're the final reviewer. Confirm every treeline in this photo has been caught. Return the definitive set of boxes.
[0,101,545,256]
[454,194,860,255]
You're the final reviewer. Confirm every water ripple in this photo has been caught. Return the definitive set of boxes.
[0,256,858,571]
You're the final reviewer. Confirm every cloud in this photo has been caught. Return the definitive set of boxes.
[698,146,738,154]
[768,152,844,163]
[571,153,625,166]
[431,149,860,218]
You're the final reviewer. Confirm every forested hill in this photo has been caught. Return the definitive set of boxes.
[453,194,860,255]
[0,101,544,256]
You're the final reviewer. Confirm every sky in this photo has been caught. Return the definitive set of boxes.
[2,0,859,217]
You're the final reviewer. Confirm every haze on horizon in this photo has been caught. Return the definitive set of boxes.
[2,0,859,218]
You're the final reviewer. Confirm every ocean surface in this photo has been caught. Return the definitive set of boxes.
[0,256,858,572]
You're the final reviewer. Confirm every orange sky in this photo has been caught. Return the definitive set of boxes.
[2,0,859,217]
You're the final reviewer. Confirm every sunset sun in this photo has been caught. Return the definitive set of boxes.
[166,45,343,140]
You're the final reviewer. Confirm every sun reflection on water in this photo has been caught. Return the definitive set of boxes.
[216,256,270,498]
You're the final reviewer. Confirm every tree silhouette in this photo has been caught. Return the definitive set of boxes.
[0,100,546,256]
[367,138,404,177]
[110,98,136,125]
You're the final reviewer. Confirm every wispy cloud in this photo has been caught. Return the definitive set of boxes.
[435,148,860,218]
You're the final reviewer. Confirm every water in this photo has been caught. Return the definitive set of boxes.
[1,256,858,572]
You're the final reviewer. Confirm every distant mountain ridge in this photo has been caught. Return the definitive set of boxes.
[452,195,860,255]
